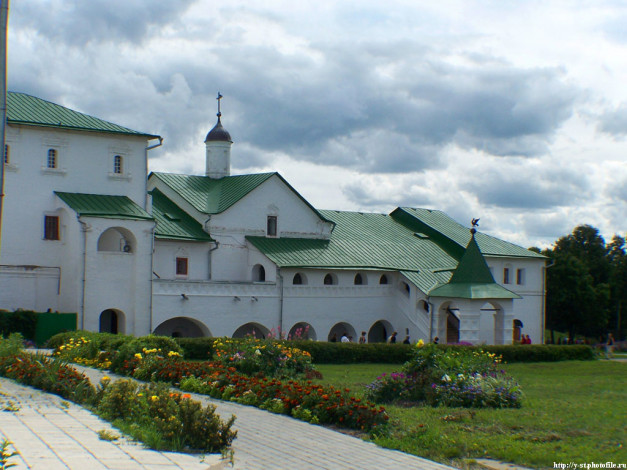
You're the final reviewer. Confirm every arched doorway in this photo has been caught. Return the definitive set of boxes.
[288,322,316,340]
[328,322,356,342]
[513,319,523,343]
[368,320,394,343]
[99,309,125,334]
[232,322,270,339]
[153,317,211,338]
[446,309,460,344]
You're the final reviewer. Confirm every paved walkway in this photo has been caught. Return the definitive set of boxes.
[0,362,456,470]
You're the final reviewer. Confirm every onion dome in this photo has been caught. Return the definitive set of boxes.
[204,116,232,143]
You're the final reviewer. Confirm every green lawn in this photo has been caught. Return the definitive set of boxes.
[314,361,627,469]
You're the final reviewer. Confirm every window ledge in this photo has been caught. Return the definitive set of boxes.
[108,172,132,181]
[41,167,67,175]
[3,163,18,172]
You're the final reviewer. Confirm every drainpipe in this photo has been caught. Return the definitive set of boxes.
[208,240,219,280]
[277,267,284,336]
[148,224,156,334]
[541,259,555,344]
[0,0,9,258]
[144,137,163,209]
[77,216,89,330]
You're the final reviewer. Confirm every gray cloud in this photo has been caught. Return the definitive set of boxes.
[597,103,627,136]
[12,0,196,46]
[460,161,590,209]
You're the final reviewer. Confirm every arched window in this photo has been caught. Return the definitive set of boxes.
[400,281,410,297]
[253,264,266,282]
[379,275,388,285]
[323,273,335,285]
[354,273,363,285]
[113,155,123,174]
[47,149,57,169]
[293,273,303,285]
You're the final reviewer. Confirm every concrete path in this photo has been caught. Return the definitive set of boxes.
[0,362,456,470]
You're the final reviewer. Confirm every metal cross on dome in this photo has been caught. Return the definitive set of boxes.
[216,92,223,118]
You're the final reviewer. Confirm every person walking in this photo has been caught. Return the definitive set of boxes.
[605,333,615,359]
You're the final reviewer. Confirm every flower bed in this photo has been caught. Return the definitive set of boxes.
[0,334,236,454]
[365,341,522,408]
[51,334,388,433]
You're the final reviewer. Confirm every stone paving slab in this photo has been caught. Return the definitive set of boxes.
[1,356,457,470]
[0,378,223,470]
[73,364,456,470]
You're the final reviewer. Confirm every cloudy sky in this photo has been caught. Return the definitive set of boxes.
[8,0,627,248]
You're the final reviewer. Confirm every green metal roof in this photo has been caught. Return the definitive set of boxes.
[150,189,213,242]
[55,192,153,220]
[430,232,520,299]
[149,172,333,225]
[247,210,460,293]
[393,207,545,259]
[150,172,276,214]
[7,92,159,138]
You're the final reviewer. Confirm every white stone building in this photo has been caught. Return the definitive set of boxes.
[0,92,548,345]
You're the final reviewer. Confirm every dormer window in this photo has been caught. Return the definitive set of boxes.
[113,155,123,174]
[47,149,58,169]
[267,216,277,237]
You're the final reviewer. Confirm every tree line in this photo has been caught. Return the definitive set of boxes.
[532,225,627,343]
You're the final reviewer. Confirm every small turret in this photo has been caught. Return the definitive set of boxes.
[205,92,233,179]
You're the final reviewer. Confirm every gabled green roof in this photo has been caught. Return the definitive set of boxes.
[149,172,333,226]
[150,172,276,214]
[393,207,545,259]
[55,192,153,220]
[247,210,459,293]
[430,232,520,300]
[8,92,159,138]
[150,189,213,242]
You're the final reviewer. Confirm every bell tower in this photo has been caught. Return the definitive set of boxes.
[204,92,233,179]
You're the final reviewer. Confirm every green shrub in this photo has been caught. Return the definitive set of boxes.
[365,343,523,409]
[175,337,215,360]
[96,379,237,452]
[0,333,25,358]
[211,337,315,378]
[0,311,37,340]
[109,335,183,373]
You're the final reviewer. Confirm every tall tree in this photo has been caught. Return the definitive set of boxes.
[546,225,612,340]
[607,235,627,337]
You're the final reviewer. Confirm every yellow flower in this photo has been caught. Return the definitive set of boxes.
[416,339,425,347]
[134,353,143,360]
[101,376,110,382]
[151,395,158,401]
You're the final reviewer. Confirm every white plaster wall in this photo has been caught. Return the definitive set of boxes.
[80,217,154,335]
[0,124,152,315]
[153,240,212,280]
[486,256,546,343]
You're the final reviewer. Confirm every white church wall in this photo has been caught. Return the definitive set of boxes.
[152,280,281,337]
[0,124,151,314]
[79,216,154,336]
[209,175,332,240]
[153,240,212,280]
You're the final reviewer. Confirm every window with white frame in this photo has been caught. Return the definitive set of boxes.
[267,216,277,237]
[113,155,123,174]
[47,149,58,169]
[176,257,188,277]
[44,215,60,240]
